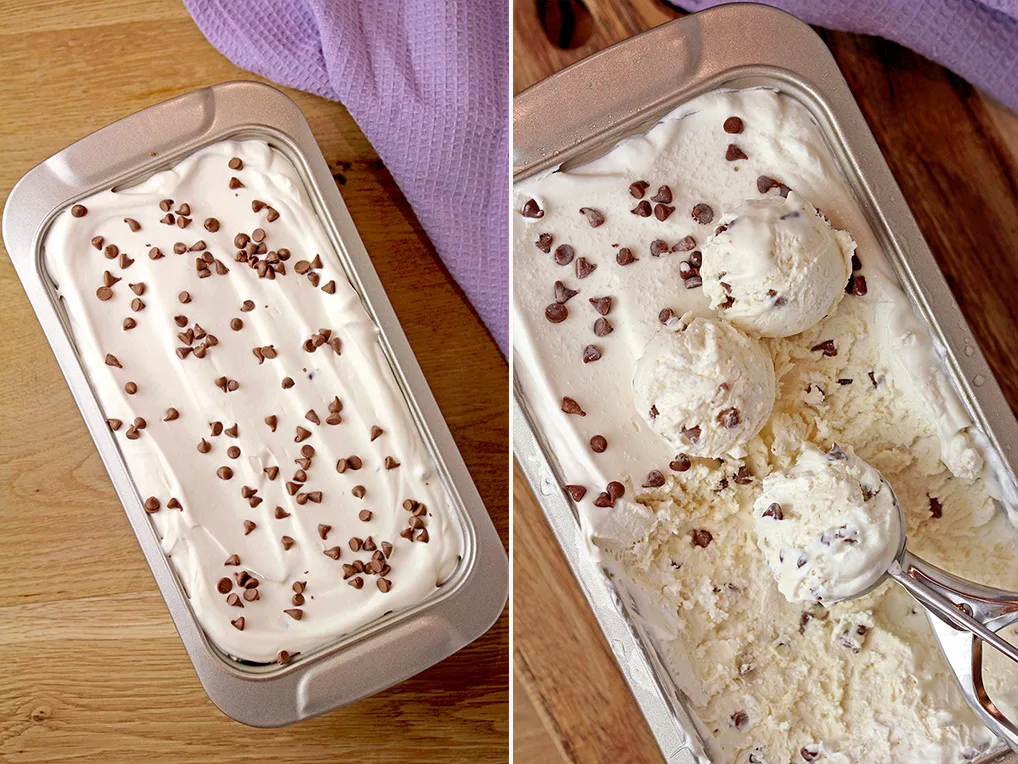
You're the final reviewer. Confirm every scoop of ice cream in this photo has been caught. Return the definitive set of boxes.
[753,444,902,603]
[700,193,855,338]
[632,314,776,458]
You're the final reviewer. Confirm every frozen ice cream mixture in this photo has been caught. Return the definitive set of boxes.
[47,140,462,664]
[514,89,1018,762]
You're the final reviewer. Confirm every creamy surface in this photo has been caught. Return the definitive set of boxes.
[514,89,1018,762]
[753,445,902,604]
[47,140,462,664]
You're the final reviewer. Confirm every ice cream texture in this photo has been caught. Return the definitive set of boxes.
[513,88,1018,762]
[753,444,902,604]
[700,192,855,338]
[633,314,776,458]
[46,140,462,664]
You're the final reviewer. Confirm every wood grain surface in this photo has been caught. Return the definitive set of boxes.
[512,2,1018,762]
[0,2,508,762]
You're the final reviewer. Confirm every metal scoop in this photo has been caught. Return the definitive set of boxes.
[827,478,1018,752]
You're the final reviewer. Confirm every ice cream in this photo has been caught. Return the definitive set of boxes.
[700,193,856,338]
[633,314,776,458]
[513,88,1018,762]
[753,444,902,604]
[45,139,462,664]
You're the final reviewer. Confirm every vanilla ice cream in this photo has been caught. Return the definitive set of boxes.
[700,192,855,337]
[513,88,1018,762]
[753,444,902,604]
[633,314,776,458]
[46,140,462,664]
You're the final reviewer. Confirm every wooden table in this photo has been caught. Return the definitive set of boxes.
[0,2,507,762]
[512,2,1018,762]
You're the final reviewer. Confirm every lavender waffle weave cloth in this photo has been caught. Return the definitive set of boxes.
[669,0,1018,112]
[183,0,509,353]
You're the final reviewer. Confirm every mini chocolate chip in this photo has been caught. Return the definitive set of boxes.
[684,275,702,289]
[763,503,783,520]
[143,496,160,513]
[629,181,649,198]
[631,200,652,217]
[590,435,607,453]
[717,407,741,428]
[616,247,635,265]
[230,318,243,330]
[582,344,601,363]
[521,198,544,218]
[217,466,233,480]
[929,496,943,518]
[178,291,191,304]
[535,233,553,252]
[592,492,612,508]
[553,244,575,266]
[650,186,672,204]
[643,470,665,488]
[669,454,692,472]
[575,257,596,279]
[811,339,838,357]
[554,280,578,303]
[851,275,868,296]
[593,317,613,337]
[725,144,748,161]
[606,481,624,501]
[124,381,138,394]
[688,251,702,269]
[650,239,669,256]
[580,207,605,227]
[757,175,791,197]
[589,296,611,315]
[734,466,753,485]
[71,204,88,218]
[723,116,744,134]
[681,425,701,444]
[691,203,714,224]
[692,529,713,548]
[654,204,675,221]
[561,397,586,416]
[564,485,586,501]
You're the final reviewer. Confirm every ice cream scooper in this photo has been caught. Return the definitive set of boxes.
[831,477,1018,753]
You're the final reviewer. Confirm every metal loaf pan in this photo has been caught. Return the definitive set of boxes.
[3,81,508,727]
[512,5,1018,763]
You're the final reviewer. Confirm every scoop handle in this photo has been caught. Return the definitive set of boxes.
[889,549,1018,752]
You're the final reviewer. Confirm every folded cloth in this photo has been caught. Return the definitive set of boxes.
[183,0,509,353]
[667,0,1018,114]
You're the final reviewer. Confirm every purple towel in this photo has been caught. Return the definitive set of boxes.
[183,0,509,353]
[669,0,1018,113]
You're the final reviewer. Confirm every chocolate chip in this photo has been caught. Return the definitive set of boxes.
[358,510,372,522]
[124,217,141,232]
[104,353,122,368]
[589,296,611,315]
[553,244,575,266]
[650,186,672,204]
[692,203,714,225]
[607,481,625,501]
[757,175,791,197]
[811,339,837,357]
[616,247,635,266]
[305,410,320,426]
[91,236,104,250]
[545,302,569,323]
[654,204,674,221]
[384,456,400,470]
[734,466,753,485]
[827,443,847,461]
[631,200,652,217]
[178,291,191,304]
[554,281,578,303]
[593,317,613,337]
[590,435,607,453]
[216,466,233,480]
[280,536,295,551]
[684,275,702,289]
[692,529,713,548]
[681,425,701,444]
[521,199,544,218]
[124,381,138,394]
[251,228,265,243]
[318,524,332,540]
[224,554,241,566]
[104,244,119,259]
[717,407,741,428]
[851,275,868,296]
[852,254,862,272]
[575,257,596,279]
[723,116,744,134]
[688,251,702,269]
[323,547,342,560]
[107,418,122,431]
[725,144,748,161]
[96,286,114,301]
[592,492,612,508]
[377,578,393,593]
[71,204,88,218]
[143,496,160,513]
[580,207,605,227]
[582,344,602,363]
[669,454,692,472]
[643,470,665,488]
[730,710,749,728]
[629,181,649,198]
[284,608,303,621]
[294,426,311,442]
[561,397,586,416]
[801,747,820,762]
[929,496,943,518]
[650,239,669,256]
[763,502,783,520]
[564,485,586,501]
[536,233,553,252]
